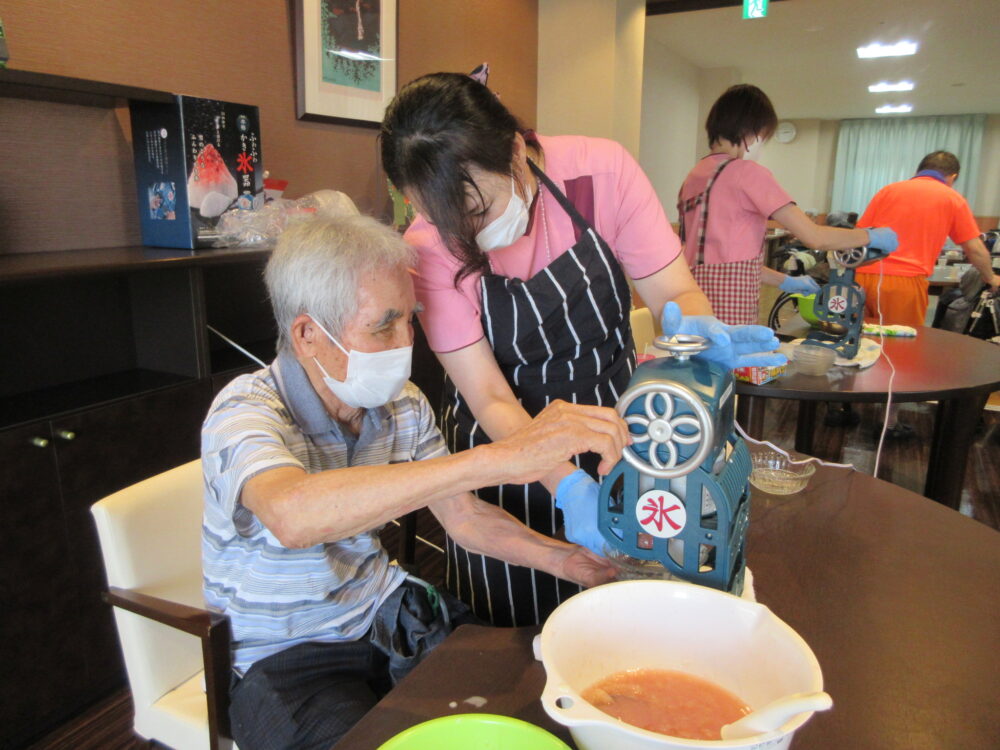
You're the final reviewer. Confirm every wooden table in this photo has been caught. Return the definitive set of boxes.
[735,326,1000,509]
[333,467,1000,750]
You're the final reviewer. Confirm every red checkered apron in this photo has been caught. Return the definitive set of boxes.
[678,158,763,326]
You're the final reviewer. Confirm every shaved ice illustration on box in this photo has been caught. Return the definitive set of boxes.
[187,143,239,218]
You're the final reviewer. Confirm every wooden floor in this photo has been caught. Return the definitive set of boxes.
[26,400,999,750]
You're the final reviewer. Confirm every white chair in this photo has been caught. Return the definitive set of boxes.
[91,459,236,750]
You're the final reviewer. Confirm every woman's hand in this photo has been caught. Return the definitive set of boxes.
[660,301,786,369]
[554,469,607,554]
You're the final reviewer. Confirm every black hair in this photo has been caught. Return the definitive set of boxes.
[917,150,960,177]
[705,84,778,148]
[379,72,525,284]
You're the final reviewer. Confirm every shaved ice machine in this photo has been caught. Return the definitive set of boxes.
[598,335,751,594]
[129,95,264,249]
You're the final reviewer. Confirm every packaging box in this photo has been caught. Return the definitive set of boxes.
[129,95,264,249]
[733,363,787,385]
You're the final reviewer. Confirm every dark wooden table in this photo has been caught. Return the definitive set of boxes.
[334,467,1000,750]
[735,326,1000,509]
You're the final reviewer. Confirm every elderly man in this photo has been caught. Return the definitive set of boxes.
[202,215,625,750]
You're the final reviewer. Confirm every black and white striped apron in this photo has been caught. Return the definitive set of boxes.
[441,161,635,626]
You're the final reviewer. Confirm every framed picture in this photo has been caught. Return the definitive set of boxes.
[294,0,397,127]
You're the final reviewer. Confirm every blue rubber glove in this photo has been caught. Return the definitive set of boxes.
[779,275,821,295]
[865,227,898,254]
[554,469,607,556]
[660,301,787,369]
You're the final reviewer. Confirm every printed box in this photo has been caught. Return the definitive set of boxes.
[130,95,264,249]
[733,363,787,385]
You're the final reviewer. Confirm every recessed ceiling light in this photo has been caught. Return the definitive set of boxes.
[869,80,915,93]
[857,41,918,59]
[875,104,913,114]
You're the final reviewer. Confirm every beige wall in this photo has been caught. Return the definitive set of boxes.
[757,119,841,215]
[538,0,645,156]
[0,0,538,220]
[640,39,699,221]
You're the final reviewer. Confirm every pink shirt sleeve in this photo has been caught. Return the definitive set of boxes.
[405,219,486,354]
[735,161,795,220]
[592,139,681,279]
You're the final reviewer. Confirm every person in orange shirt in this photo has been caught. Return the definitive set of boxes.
[857,150,999,436]
[857,151,999,326]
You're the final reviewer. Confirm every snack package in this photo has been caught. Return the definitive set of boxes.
[733,363,787,385]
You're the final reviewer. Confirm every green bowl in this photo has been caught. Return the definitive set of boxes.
[793,293,819,325]
[377,713,571,750]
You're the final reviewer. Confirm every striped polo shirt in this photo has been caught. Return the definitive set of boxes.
[201,350,447,674]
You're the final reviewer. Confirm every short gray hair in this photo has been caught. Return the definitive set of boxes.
[265,215,416,351]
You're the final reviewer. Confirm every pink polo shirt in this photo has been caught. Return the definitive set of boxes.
[405,134,680,353]
[678,154,794,265]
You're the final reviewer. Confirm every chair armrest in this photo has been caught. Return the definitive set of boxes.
[103,586,233,748]
[104,586,225,636]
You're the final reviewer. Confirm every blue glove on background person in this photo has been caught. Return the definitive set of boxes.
[660,301,787,369]
[554,469,607,556]
[779,274,821,295]
[864,227,898,254]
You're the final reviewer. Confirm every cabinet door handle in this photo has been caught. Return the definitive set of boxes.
[57,430,76,441]
[31,437,50,448]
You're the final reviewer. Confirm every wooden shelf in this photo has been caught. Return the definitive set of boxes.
[0,245,272,284]
[0,68,174,107]
[0,369,197,430]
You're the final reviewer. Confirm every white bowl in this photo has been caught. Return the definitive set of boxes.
[540,580,825,750]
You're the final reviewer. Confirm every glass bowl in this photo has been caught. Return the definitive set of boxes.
[749,450,817,494]
[604,547,680,581]
[793,344,836,376]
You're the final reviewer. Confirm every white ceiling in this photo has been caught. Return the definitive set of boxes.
[645,0,1000,120]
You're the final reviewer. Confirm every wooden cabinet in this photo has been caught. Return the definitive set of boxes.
[0,422,86,747]
[0,67,444,748]
[0,69,280,747]
[0,248,272,746]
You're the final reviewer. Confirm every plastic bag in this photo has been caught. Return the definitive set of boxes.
[212,189,360,248]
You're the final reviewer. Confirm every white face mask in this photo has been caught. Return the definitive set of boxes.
[744,136,765,162]
[475,175,532,252]
[309,315,411,409]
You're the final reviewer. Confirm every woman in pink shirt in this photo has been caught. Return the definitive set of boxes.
[379,73,783,626]
[678,84,897,325]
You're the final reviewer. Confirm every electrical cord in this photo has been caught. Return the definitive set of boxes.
[207,324,267,367]
[871,262,896,477]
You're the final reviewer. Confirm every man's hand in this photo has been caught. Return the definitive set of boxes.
[484,400,629,483]
[558,546,617,588]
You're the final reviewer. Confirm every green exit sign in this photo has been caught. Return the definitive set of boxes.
[743,0,769,19]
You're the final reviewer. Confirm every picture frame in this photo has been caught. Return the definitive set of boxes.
[294,0,397,127]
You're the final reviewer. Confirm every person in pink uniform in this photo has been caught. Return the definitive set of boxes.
[379,72,784,627]
[678,84,897,325]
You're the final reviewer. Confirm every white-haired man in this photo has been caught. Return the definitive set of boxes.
[202,215,626,749]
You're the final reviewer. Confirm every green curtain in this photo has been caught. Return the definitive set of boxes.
[831,114,986,216]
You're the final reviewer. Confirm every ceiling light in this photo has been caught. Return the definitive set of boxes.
[869,80,915,93]
[857,41,918,59]
[875,104,913,114]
